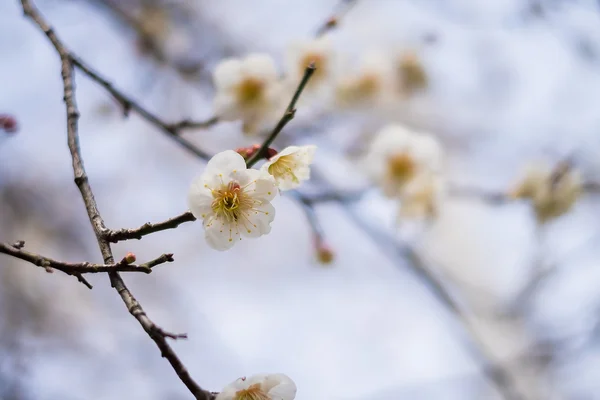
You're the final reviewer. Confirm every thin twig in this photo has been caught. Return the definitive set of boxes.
[0,242,172,276]
[245,64,316,167]
[315,0,359,37]
[20,1,213,398]
[167,116,220,131]
[68,54,211,160]
[105,211,196,242]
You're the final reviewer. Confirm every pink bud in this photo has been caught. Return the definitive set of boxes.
[124,252,136,264]
[0,115,18,133]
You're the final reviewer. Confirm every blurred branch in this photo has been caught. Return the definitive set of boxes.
[0,242,173,276]
[167,116,220,131]
[106,211,196,242]
[448,186,510,205]
[245,63,316,167]
[68,53,212,159]
[315,0,359,37]
[330,198,524,400]
[19,1,214,398]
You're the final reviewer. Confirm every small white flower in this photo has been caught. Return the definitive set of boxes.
[213,54,282,134]
[216,373,297,400]
[188,150,277,251]
[335,54,394,109]
[286,38,334,90]
[511,162,582,223]
[365,124,443,198]
[399,173,445,218]
[261,145,317,191]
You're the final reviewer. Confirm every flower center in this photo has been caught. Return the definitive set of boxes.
[237,78,265,105]
[211,182,252,223]
[234,383,269,400]
[268,155,299,183]
[387,153,416,183]
[299,52,327,82]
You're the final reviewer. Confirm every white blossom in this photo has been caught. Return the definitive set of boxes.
[261,145,317,191]
[335,54,394,109]
[188,150,277,251]
[365,124,443,198]
[213,54,282,134]
[216,373,297,400]
[286,38,334,90]
[511,162,582,223]
[399,172,445,218]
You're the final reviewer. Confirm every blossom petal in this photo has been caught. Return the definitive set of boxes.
[213,93,240,121]
[238,201,275,238]
[264,374,297,400]
[204,216,240,251]
[188,178,214,219]
[243,169,277,201]
[214,58,244,89]
[242,53,278,82]
[204,150,247,178]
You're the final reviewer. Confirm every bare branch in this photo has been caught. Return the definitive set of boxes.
[105,211,197,242]
[0,242,172,276]
[20,1,213,398]
[168,116,220,132]
[68,54,211,160]
[245,64,316,167]
[334,202,524,400]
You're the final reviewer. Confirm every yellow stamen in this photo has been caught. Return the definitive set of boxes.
[234,383,269,400]
[387,153,416,183]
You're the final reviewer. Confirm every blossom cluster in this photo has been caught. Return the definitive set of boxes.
[188,146,316,251]
[365,124,444,219]
[212,38,428,135]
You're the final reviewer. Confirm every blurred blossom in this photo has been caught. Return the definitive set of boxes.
[188,150,277,251]
[286,37,334,91]
[262,145,317,191]
[334,53,395,109]
[364,124,443,198]
[215,373,297,400]
[511,162,583,224]
[213,54,283,135]
[396,50,428,97]
[399,172,445,219]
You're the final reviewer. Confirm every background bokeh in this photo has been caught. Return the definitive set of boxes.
[2,0,600,399]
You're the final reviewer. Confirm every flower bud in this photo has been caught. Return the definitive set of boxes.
[265,147,278,160]
[124,252,136,264]
[315,242,335,265]
[0,115,18,133]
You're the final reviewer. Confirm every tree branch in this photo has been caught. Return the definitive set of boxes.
[0,242,172,276]
[20,1,213,398]
[333,202,524,400]
[68,54,212,160]
[245,64,316,167]
[105,211,196,242]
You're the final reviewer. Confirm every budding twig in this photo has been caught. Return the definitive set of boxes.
[20,1,213,398]
[245,63,316,167]
[0,242,172,278]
